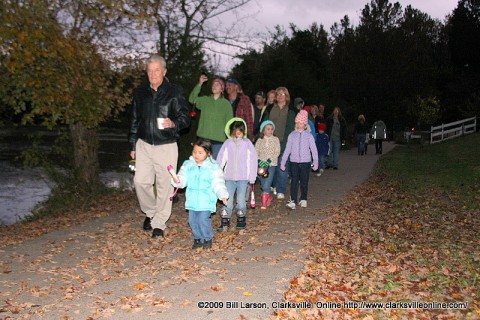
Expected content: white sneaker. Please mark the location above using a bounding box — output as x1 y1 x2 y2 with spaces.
286 200 296 210
277 193 285 199
299 200 307 208
316 169 324 177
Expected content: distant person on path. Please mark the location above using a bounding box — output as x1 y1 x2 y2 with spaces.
266 90 276 109
252 91 268 138
315 123 329 177
255 120 281 209
263 87 296 200
371 119 387 154
293 97 304 114
129 54 190 239
173 139 228 250
365 129 370 155
325 107 347 170
303 105 317 141
225 79 254 140
309 105 319 133
188 74 233 159
353 114 369 156
314 103 327 131
281 110 318 210
216 118 257 231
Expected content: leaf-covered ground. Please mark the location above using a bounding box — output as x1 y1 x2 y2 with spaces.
275 176 480 319
0 189 303 319
2 137 479 319
3 179 478 319
0 191 138 249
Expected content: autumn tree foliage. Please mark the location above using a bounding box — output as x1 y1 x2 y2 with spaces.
0 0 134 191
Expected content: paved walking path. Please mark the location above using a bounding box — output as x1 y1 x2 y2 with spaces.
1 143 395 320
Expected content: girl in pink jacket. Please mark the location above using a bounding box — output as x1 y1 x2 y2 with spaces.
280 110 318 210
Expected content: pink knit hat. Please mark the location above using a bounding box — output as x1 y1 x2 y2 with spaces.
295 110 308 125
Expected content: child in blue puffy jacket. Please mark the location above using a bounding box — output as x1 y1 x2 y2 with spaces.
174 139 228 250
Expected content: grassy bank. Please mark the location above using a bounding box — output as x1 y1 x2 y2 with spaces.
376 132 479 208
277 133 479 319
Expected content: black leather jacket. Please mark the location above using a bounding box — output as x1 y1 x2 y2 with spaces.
129 79 190 151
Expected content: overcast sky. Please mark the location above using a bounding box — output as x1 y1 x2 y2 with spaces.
243 0 457 32
211 0 459 73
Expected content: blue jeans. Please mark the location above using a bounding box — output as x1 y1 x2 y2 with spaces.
356 134 366 154
328 139 341 168
259 166 276 194
224 180 248 218
318 154 327 170
212 142 222 160
188 210 213 241
289 162 311 203
274 153 289 194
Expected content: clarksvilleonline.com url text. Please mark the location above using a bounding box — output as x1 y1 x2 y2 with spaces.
197 300 469 310
318 301 469 310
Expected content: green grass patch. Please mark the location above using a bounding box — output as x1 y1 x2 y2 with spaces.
375 132 480 208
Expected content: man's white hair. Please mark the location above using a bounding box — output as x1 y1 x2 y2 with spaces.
146 54 167 70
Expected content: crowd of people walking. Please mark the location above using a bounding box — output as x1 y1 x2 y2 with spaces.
129 54 387 249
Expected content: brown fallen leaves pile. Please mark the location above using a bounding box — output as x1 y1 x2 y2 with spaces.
1 173 479 319
275 176 480 319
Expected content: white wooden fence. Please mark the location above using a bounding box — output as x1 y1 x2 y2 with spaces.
430 116 477 144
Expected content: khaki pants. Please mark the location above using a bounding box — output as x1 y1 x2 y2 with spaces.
134 139 178 230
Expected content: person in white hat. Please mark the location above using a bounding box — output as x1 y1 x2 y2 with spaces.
255 120 280 209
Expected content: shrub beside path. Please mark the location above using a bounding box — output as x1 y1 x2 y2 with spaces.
0 143 395 319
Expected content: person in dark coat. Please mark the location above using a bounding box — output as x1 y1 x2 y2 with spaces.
325 107 347 170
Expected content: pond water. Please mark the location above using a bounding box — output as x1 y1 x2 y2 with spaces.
0 128 133 225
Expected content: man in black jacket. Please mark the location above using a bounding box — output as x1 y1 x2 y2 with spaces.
129 54 190 239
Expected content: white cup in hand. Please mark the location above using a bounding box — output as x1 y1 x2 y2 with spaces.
157 118 165 129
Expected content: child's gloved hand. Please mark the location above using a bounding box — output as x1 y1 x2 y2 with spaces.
312 165 318 171
258 159 271 168
280 165 286 171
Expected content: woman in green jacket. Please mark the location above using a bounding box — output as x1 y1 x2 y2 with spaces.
189 74 233 159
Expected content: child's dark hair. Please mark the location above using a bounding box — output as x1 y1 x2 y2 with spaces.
229 121 245 137
194 138 212 156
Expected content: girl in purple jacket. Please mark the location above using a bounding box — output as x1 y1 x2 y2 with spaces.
216 118 258 230
280 110 318 210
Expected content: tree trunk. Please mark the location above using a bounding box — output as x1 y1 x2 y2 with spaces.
69 122 101 192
